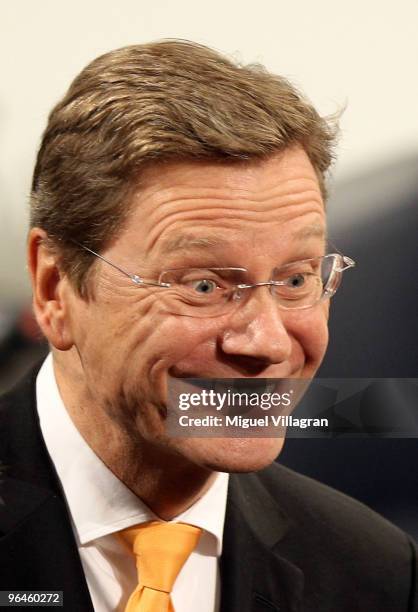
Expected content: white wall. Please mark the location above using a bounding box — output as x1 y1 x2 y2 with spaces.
1 0 417 303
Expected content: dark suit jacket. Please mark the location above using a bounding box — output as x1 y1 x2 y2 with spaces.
1 368 417 611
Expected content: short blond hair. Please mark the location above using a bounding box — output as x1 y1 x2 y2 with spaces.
30 39 337 295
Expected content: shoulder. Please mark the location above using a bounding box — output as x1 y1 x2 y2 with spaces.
0 363 41 457
255 460 414 553
0 361 42 415
235 461 417 608
0 360 59 493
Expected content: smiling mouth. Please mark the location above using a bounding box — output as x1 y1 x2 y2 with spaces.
166 373 298 396
168 365 303 380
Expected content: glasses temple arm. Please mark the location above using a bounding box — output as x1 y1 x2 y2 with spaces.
72 241 143 283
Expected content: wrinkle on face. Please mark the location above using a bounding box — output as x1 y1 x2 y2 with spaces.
144 198 324 255
119 149 325 259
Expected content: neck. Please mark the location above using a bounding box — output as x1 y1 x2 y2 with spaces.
52 353 216 520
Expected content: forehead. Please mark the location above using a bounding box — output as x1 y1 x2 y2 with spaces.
121 146 326 258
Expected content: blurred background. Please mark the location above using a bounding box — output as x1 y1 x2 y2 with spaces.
1 1 417 536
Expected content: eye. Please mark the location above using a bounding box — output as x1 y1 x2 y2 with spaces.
286 273 306 288
189 279 218 294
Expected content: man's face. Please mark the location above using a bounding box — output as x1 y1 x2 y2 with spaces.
62 146 329 472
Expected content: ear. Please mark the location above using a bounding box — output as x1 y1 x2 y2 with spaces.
27 228 74 351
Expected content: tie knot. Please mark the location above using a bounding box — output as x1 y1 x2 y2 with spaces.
117 521 202 594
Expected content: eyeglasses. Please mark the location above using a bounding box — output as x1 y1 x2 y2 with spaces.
75 242 355 318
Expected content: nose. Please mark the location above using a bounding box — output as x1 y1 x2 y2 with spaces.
219 287 293 367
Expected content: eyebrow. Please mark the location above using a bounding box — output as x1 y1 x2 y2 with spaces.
159 224 326 255
159 234 230 254
291 224 327 240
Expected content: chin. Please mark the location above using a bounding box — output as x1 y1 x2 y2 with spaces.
176 436 286 473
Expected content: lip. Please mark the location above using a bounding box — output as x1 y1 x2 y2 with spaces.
168 366 303 380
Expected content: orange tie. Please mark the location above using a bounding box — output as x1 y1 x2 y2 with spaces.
117 521 203 612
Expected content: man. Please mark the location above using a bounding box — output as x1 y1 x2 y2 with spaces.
0 40 416 611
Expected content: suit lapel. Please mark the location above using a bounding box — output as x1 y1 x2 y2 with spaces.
220 472 304 612
0 365 95 611
1 484 94 610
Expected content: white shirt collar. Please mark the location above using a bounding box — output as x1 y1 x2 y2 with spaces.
36 354 229 555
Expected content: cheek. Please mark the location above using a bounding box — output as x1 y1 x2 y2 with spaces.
289 304 329 370
138 317 222 408
156 316 219 362
70 293 165 382
150 316 224 381
119 311 222 384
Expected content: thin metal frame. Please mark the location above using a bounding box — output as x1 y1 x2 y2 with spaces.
73 241 355 309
